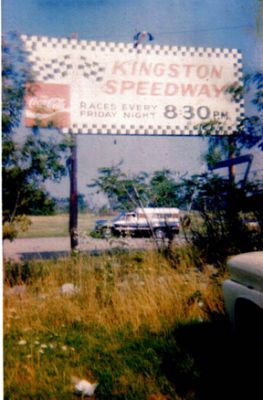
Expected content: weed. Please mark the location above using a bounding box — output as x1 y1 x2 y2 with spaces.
4 259 50 286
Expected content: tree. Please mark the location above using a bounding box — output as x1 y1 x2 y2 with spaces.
77 194 89 213
182 172 263 268
199 71 263 171
89 165 183 211
2 32 69 240
88 164 149 211
177 71 263 267
229 72 263 149
148 170 180 207
2 32 30 134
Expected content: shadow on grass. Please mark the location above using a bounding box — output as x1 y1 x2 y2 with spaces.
18 248 144 260
20 251 70 260
163 315 263 400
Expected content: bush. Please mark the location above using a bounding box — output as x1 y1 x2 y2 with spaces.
4 259 50 286
188 177 263 268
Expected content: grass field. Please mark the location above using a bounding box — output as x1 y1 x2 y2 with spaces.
4 243 261 399
6 212 261 399
17 213 100 238
4 247 223 399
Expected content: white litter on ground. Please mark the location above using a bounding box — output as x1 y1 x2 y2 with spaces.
59 283 79 295
74 379 98 396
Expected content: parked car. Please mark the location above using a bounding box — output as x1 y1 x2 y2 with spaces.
94 207 180 239
223 251 263 339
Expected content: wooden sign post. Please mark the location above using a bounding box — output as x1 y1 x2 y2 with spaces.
69 133 78 252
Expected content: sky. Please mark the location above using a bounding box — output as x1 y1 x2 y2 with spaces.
2 0 263 207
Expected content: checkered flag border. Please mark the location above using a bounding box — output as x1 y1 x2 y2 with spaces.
27 52 105 82
60 120 240 136
21 34 243 83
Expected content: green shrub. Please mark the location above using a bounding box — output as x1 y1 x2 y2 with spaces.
4 260 50 286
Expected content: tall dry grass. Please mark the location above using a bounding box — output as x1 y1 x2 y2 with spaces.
4 248 225 334
4 247 226 399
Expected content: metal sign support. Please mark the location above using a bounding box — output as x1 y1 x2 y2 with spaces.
208 154 253 188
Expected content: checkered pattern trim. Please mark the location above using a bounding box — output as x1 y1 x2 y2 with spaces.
27 54 72 81
61 123 235 136
235 98 245 122
21 35 243 86
21 35 242 77
21 35 242 58
26 52 105 82
78 57 105 81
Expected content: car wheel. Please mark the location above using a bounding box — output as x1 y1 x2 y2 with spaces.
155 228 166 240
102 227 111 238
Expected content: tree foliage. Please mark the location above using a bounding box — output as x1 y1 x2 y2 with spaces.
234 72 263 151
2 32 31 134
89 165 182 211
183 71 263 267
2 33 69 240
54 194 89 214
3 133 68 220
89 164 149 211
183 173 263 267
148 170 180 207
198 71 263 170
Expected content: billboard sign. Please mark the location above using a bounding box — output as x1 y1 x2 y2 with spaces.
22 35 244 135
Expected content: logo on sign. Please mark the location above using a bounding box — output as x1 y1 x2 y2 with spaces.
25 83 70 129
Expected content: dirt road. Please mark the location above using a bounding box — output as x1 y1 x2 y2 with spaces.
3 236 164 261
3 235 186 261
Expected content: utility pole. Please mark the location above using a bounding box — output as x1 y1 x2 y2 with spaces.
228 135 235 185
69 133 78 252
69 32 79 253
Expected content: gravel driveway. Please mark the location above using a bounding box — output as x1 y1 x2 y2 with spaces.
3 235 187 261
3 236 161 261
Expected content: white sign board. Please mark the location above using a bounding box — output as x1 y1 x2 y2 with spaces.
22 35 244 135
